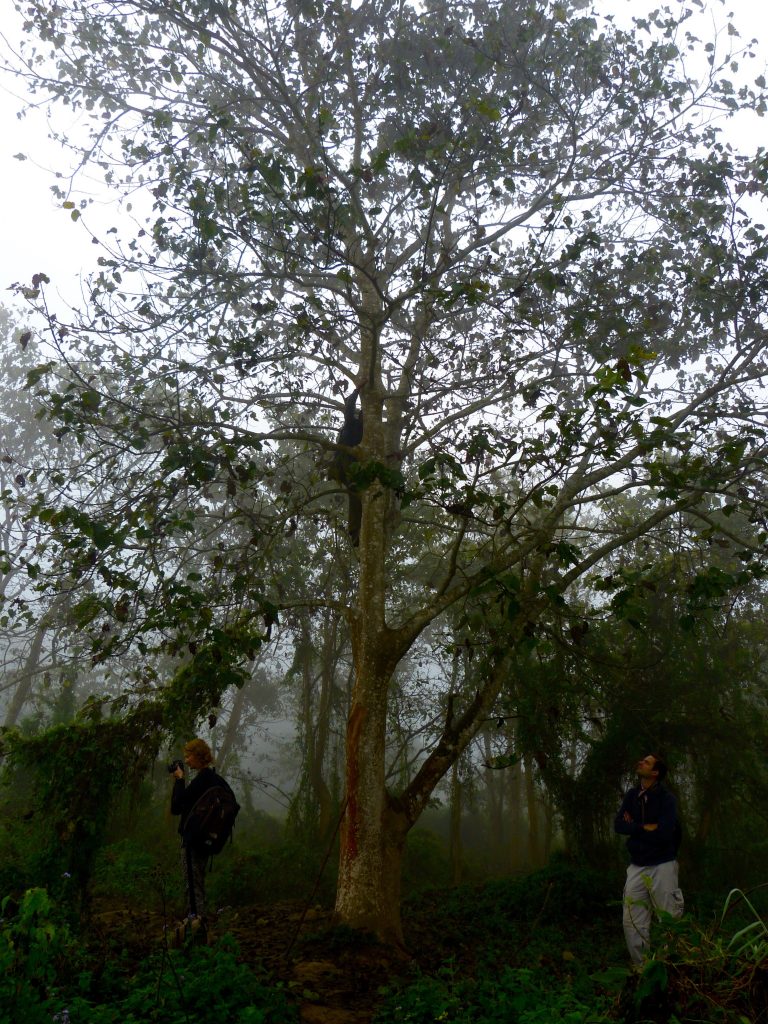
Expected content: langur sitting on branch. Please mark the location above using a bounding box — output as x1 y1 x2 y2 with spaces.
328 388 363 546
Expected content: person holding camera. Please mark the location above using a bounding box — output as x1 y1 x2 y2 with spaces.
170 738 219 928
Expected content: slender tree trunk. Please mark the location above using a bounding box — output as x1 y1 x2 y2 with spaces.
313 611 339 837
215 663 255 769
298 615 331 836
449 761 463 886
4 596 66 727
542 788 554 862
482 731 505 874
507 724 525 872
695 806 713 842
524 754 541 868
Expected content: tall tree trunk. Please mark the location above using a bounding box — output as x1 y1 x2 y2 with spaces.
334 652 408 942
333 327 551 939
335 516 547 942
335 636 523 942
335 461 409 943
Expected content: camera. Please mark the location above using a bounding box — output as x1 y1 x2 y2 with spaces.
167 758 184 774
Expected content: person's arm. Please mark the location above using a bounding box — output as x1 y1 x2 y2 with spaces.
171 770 186 816
614 792 642 836
633 791 676 841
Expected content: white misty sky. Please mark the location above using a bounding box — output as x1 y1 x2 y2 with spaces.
0 0 766 317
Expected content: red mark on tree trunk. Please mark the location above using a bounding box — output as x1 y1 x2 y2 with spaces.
343 704 366 861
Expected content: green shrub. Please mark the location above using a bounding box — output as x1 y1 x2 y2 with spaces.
91 838 160 901
0 887 72 1024
402 829 452 894
51 938 297 1024
405 855 620 965
0 888 296 1024
374 963 613 1024
482 855 618 922
74 936 297 1024
209 833 335 907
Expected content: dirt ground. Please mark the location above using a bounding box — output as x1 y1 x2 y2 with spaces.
89 898 416 1024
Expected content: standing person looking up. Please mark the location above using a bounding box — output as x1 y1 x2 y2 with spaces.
171 738 219 932
614 753 684 965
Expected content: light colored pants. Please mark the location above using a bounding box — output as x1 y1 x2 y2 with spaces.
622 860 684 964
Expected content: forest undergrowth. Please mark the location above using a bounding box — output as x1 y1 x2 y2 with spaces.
2 851 767 1024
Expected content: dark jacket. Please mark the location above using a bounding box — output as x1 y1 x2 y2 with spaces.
614 782 679 866
171 767 226 840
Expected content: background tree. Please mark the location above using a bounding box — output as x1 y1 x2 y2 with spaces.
0 308 96 728
10 0 768 942
494 502 768 878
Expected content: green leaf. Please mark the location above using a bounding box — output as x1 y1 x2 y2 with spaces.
474 98 501 120
90 523 114 550
73 595 102 627
80 390 101 412
25 362 56 388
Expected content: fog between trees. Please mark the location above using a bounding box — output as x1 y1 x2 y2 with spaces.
1 0 768 948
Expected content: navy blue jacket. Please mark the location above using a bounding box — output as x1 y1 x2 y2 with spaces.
614 783 679 866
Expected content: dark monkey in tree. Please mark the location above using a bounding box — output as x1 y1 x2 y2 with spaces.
329 388 363 546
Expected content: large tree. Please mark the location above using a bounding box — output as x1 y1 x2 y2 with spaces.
11 0 768 942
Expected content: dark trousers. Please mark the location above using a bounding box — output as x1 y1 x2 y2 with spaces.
180 843 208 919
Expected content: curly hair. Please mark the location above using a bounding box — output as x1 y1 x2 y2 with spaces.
183 738 213 767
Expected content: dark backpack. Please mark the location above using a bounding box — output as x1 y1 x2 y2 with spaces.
183 781 240 855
